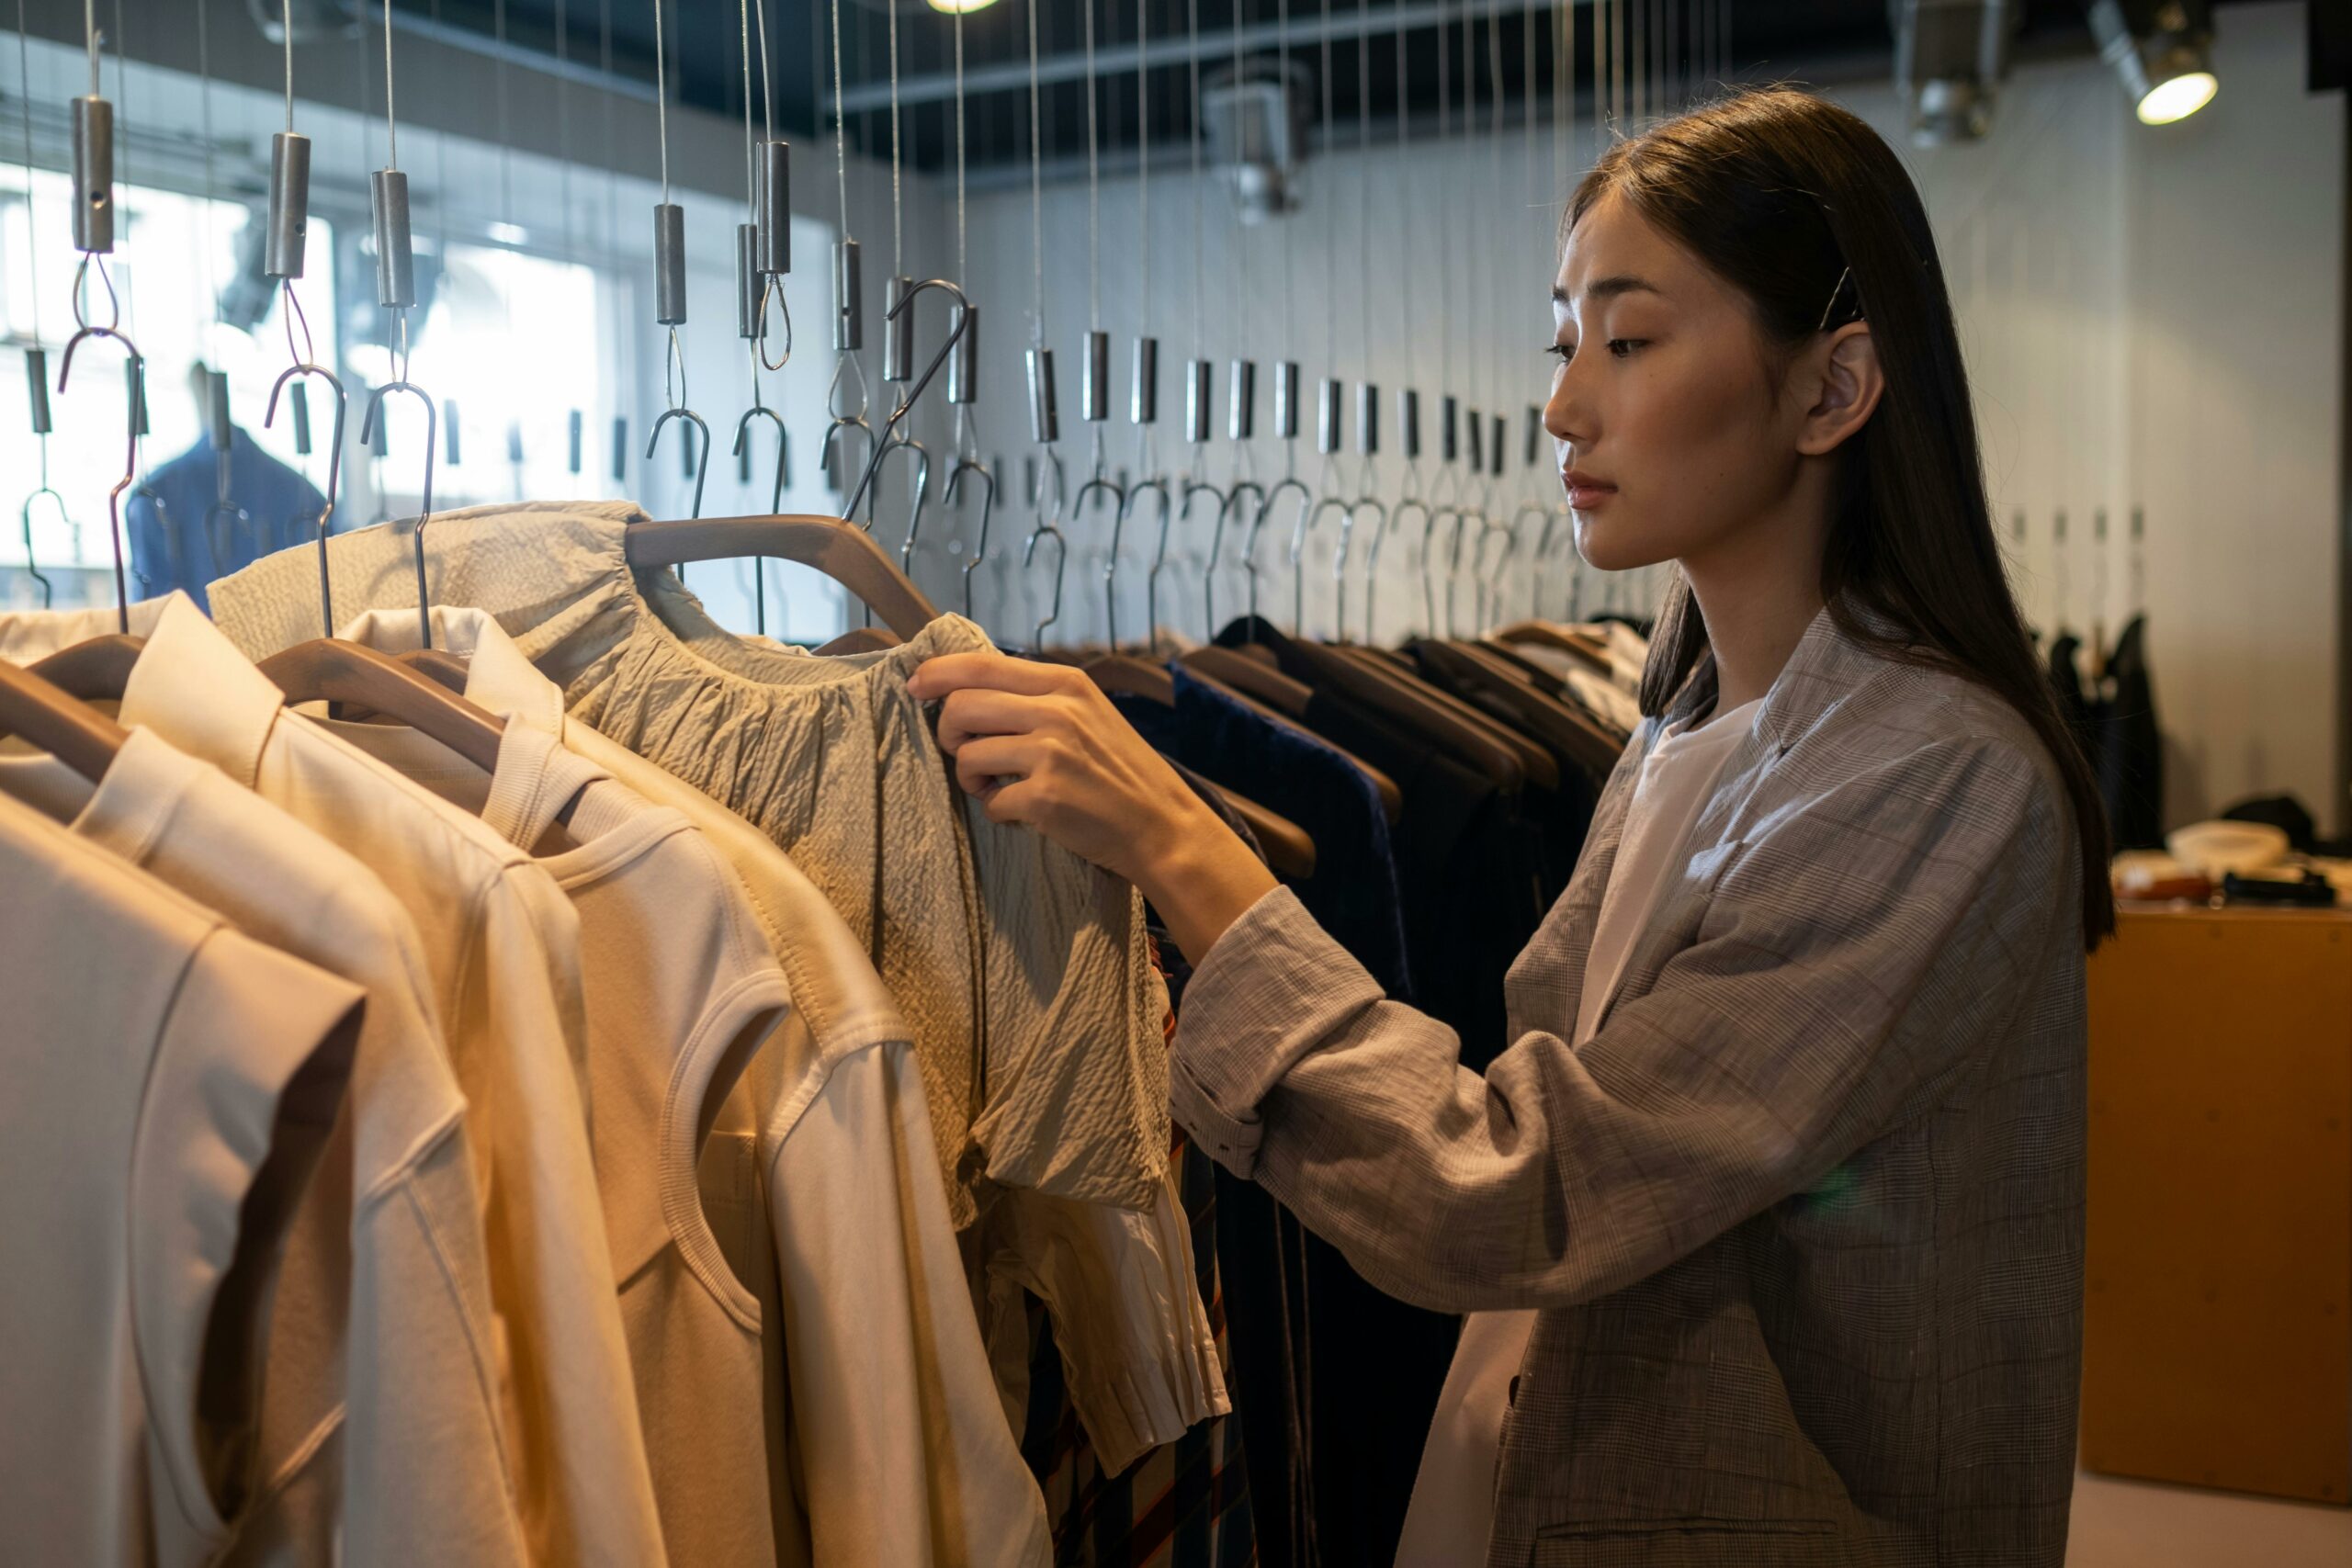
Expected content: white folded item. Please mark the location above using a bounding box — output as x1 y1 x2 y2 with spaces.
2163 820 2290 879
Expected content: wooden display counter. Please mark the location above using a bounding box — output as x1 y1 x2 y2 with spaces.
2082 905 2352 1504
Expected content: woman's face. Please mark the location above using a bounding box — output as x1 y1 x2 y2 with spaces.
1542 188 1813 575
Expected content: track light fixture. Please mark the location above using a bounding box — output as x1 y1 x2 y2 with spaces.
2088 0 2219 125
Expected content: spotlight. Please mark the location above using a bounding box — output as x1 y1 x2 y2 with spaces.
926 0 999 12
2088 0 2219 125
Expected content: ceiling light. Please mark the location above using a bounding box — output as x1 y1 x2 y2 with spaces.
926 0 1000 13
1889 0 2018 147
2088 0 2220 126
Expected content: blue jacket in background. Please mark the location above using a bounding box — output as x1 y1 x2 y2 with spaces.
126 428 329 611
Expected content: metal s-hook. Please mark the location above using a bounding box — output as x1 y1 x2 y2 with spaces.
647 407 712 521
1204 478 1261 644
361 382 438 649
17 489 62 609
56 323 143 631
1372 493 1428 645
1249 476 1312 636
873 435 933 577
1420 502 1462 641
1023 520 1067 650
734 403 790 513
946 453 996 620
842 278 971 523
1294 493 1353 639
1111 475 1169 650
261 359 347 639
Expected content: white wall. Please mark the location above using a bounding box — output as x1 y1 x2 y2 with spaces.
953 2 2346 832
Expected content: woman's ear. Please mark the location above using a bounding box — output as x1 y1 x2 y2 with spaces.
1794 322 1883 457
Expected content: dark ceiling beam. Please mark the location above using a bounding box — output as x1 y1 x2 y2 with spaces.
834 0 1567 116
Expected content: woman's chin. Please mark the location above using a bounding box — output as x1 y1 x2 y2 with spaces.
1573 519 1671 578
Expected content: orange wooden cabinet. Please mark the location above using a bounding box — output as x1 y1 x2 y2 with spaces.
2082 907 2352 1504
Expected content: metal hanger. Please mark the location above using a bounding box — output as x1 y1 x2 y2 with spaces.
946 438 995 621
731 395 789 631
56 316 142 634
17 484 64 611
361 384 437 650
265 358 348 641
1023 513 1068 651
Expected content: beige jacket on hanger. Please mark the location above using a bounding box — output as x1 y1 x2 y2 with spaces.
341 603 1060 1568
0 723 530 1567
0 594 669 1568
0 784 366 1568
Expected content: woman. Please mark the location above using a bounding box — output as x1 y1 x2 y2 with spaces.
912 87 2109 1566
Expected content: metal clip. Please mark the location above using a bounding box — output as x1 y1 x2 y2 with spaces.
1401 389 1421 461
1026 344 1058 445
24 347 50 434
1081 329 1111 422
1131 337 1159 425
1317 377 1342 456
1489 414 1506 479
736 224 762 338
1185 359 1213 445
755 141 791 275
885 276 916 382
1273 361 1301 441
950 305 978 405
370 168 414 309
266 131 311 278
1441 394 1459 464
1356 383 1379 456
70 96 112 254
833 239 863 351
1228 360 1258 442
654 203 687 325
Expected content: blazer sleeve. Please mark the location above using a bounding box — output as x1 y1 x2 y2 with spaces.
1167 731 2073 1314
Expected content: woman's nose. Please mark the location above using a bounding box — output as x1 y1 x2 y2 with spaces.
1543 367 1586 450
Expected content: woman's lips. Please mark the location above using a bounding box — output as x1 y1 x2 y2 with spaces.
1566 481 1616 509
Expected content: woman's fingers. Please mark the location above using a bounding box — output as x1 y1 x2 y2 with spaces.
948 734 1039 798
908 649 1074 701
934 687 1061 753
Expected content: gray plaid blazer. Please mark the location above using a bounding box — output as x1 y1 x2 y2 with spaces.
1170 605 2087 1567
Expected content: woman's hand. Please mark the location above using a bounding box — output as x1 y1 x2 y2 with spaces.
909 651 1278 961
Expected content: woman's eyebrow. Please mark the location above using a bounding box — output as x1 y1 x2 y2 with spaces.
1551 276 1665 304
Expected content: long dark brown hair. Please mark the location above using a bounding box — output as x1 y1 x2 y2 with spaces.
1566 85 2114 950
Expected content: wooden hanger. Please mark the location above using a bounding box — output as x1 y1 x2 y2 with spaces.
624 514 939 640
256 639 508 775
1295 637 1528 790
812 626 902 656
402 648 473 694
0 658 125 782
1181 645 1313 716
1078 654 1317 878
28 634 144 703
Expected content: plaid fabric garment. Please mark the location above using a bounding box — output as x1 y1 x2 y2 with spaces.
1021 1130 1257 1568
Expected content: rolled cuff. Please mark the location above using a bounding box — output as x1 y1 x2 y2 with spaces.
1168 885 1387 1179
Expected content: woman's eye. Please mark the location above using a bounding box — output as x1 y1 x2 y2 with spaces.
1544 343 1572 363
1608 339 1645 358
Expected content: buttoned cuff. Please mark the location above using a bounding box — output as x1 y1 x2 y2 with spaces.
1169 885 1387 1179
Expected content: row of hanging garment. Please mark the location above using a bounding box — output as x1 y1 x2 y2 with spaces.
0 494 1257 1568
1015 574 1648 1567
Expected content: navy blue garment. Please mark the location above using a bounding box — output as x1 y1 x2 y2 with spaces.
1113 665 1413 1000
126 429 328 611
1117 660 1442 1568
